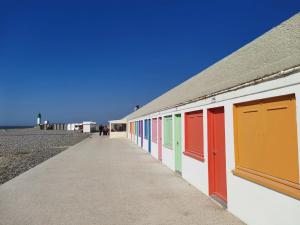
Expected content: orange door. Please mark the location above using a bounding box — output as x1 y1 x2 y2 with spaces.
233 95 299 199
208 107 227 205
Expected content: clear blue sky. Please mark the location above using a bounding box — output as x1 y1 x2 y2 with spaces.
0 0 299 126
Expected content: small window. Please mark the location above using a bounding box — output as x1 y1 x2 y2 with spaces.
184 110 204 161
111 123 126 132
233 94 300 200
164 115 173 149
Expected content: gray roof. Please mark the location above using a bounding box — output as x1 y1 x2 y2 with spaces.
126 13 300 120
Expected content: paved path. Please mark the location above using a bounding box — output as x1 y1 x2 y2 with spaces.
0 135 243 225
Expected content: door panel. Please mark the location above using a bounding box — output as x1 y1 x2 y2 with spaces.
141 120 143 148
148 120 151 153
234 95 299 185
175 114 182 172
208 107 227 204
136 121 138 144
185 111 204 159
130 122 132 140
163 116 173 149
158 117 162 161
152 118 157 143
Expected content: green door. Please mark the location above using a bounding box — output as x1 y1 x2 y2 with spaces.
175 114 182 173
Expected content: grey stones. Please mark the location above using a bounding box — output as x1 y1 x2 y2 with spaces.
0 128 89 185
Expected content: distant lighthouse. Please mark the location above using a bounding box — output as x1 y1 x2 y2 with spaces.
37 113 42 125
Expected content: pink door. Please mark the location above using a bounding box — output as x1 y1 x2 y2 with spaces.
158 117 162 161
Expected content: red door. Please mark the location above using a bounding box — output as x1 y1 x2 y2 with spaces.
208 107 227 205
158 117 162 161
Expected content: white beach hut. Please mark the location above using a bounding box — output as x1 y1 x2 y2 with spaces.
82 121 96 133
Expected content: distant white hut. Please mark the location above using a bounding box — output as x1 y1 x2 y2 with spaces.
82 121 96 133
109 119 127 138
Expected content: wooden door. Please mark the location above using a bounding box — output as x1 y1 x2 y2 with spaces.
148 120 151 153
136 121 138 145
175 114 182 173
208 107 227 205
158 117 162 161
141 120 143 148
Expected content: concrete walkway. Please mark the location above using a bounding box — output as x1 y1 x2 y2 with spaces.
0 135 243 225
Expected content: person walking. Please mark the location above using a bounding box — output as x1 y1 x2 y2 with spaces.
99 124 103 136
103 125 109 136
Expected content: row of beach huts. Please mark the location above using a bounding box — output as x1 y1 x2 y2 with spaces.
111 14 300 225
39 121 97 133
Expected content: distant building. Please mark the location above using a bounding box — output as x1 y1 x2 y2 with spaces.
109 119 127 138
82 121 96 133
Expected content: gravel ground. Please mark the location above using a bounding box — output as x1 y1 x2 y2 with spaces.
0 128 89 184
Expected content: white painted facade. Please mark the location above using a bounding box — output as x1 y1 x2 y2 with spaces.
138 135 142 146
143 139 148 152
110 131 127 138
162 146 175 171
151 142 158 160
127 72 300 225
109 120 127 138
83 121 96 133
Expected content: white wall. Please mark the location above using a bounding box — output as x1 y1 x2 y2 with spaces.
182 154 209 194
229 174 300 225
162 146 175 171
143 139 148 152
83 124 91 133
110 131 127 138
133 134 137 144
138 136 142 148
151 142 158 160
127 72 300 225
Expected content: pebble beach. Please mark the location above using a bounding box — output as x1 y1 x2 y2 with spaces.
0 128 89 184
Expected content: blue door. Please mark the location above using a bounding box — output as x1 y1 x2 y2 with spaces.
141 120 143 148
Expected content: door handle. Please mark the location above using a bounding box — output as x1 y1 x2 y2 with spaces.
213 152 217 156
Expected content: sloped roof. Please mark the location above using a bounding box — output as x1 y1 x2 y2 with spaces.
126 13 300 120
